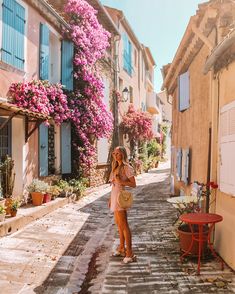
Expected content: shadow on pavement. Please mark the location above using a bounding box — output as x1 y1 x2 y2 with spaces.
34 190 112 294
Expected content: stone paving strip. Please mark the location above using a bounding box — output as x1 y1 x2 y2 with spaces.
0 162 235 294
0 185 112 294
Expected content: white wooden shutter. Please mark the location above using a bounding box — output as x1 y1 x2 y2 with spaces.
219 100 235 196
178 71 190 111
97 77 109 163
176 148 182 181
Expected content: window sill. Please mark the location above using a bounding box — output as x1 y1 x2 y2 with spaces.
0 61 25 76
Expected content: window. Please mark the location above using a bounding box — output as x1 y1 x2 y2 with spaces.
178 71 190 111
176 148 182 181
123 33 132 75
1 0 25 70
176 147 190 184
0 118 11 158
219 100 235 196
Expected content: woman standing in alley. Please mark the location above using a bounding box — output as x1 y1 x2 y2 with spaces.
108 146 137 264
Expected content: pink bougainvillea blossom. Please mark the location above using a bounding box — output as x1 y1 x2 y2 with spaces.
65 0 113 171
120 104 153 142
9 80 70 124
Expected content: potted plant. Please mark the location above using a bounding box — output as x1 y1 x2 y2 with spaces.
0 155 15 214
68 178 88 200
56 179 73 197
10 199 20 217
43 187 52 203
0 205 6 222
26 179 49 206
47 185 62 200
176 182 218 255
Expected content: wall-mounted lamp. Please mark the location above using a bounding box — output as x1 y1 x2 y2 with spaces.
121 87 130 102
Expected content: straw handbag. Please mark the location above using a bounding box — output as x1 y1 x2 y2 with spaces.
118 190 133 209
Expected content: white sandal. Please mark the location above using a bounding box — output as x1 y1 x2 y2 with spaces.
123 255 137 264
111 250 126 257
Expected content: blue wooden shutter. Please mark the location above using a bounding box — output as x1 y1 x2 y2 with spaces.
123 33 128 71
128 40 132 75
39 23 49 80
39 124 48 176
176 148 182 181
61 122 71 174
2 0 25 69
14 2 25 69
2 0 14 65
178 71 190 111
61 40 74 90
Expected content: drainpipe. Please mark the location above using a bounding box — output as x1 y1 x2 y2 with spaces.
113 35 121 147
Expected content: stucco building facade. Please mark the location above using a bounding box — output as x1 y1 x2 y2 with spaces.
163 0 235 270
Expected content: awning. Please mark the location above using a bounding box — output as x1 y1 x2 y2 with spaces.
0 101 51 142
0 101 50 120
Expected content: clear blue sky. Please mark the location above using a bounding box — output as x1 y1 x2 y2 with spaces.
100 0 207 92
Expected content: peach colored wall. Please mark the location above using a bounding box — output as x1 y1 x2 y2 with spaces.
0 2 62 194
213 61 235 270
172 43 211 195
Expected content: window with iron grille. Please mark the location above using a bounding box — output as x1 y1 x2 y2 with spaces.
0 118 11 158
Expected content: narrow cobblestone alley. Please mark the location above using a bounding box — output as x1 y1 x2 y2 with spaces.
0 163 234 294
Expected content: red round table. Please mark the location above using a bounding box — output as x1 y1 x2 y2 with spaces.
179 213 224 274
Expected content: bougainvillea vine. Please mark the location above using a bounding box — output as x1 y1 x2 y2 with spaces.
65 0 113 171
120 104 153 142
9 80 69 125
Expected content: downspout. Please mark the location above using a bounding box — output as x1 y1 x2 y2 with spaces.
113 34 120 147
206 25 219 213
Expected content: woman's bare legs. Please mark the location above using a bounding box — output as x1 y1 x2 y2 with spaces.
115 210 133 257
114 211 125 253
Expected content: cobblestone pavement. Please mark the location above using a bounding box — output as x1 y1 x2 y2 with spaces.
0 162 234 294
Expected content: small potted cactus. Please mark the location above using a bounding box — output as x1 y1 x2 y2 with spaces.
0 155 15 214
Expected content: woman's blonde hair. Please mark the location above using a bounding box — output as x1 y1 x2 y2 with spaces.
111 146 128 173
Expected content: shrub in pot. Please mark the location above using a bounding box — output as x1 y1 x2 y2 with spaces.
27 179 49 206
47 185 62 200
177 223 208 255
176 181 219 256
10 199 20 217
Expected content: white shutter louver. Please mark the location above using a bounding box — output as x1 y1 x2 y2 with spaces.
219 101 235 196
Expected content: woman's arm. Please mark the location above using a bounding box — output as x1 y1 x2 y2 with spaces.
116 175 136 188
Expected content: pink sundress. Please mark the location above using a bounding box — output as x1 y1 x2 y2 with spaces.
109 164 135 212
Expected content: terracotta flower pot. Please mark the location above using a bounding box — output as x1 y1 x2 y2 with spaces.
43 193 52 203
178 224 208 256
31 192 44 206
5 198 13 215
10 210 17 217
